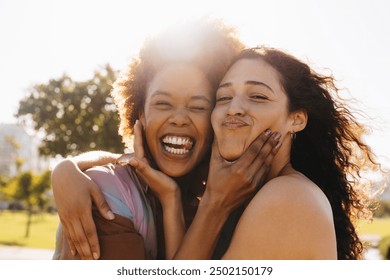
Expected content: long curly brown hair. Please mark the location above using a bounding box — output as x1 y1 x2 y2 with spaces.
111 19 244 149
234 47 381 259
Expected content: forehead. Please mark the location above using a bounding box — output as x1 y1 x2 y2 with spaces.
147 63 211 97
222 58 282 88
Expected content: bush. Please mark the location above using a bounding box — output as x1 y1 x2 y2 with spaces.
378 235 390 259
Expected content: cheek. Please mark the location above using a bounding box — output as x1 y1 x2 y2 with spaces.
197 116 213 145
211 109 221 135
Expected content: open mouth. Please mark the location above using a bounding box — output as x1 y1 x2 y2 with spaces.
161 135 194 155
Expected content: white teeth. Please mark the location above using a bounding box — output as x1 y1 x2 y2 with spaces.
164 145 190 155
162 136 193 146
162 135 194 155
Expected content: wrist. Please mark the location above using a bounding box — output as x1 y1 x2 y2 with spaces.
198 193 230 221
200 188 232 213
159 189 181 209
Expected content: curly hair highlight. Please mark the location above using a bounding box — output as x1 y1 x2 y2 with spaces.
111 19 244 149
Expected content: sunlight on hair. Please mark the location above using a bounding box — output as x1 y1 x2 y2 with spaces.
155 22 205 63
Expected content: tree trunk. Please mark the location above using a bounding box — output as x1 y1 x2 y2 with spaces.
25 204 32 238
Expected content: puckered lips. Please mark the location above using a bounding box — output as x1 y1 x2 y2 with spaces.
222 116 249 129
161 134 195 156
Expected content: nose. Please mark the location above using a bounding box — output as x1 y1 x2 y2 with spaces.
169 107 190 126
227 96 245 116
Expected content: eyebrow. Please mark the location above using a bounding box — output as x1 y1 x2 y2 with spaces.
151 91 211 103
151 91 171 98
218 81 275 94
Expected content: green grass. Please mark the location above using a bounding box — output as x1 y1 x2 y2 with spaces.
0 210 59 249
1 210 390 250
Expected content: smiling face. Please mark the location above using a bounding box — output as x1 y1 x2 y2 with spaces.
141 63 214 177
212 58 294 161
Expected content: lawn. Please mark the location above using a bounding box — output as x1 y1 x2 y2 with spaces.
0 210 59 249
1 210 390 250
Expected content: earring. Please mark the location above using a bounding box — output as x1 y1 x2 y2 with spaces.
291 132 296 140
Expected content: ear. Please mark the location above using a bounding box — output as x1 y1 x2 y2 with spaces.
289 109 307 133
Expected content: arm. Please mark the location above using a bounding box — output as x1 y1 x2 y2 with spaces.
121 121 185 259
69 150 122 171
52 151 119 259
125 158 185 259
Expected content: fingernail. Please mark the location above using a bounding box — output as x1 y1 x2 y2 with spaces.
93 252 99 260
273 133 281 141
116 158 127 165
275 141 282 149
117 156 131 166
71 249 75 256
264 129 271 136
107 210 115 220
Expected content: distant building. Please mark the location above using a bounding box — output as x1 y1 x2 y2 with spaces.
382 182 390 201
0 123 49 177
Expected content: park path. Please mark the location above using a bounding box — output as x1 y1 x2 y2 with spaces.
0 246 54 260
0 232 384 260
0 245 382 260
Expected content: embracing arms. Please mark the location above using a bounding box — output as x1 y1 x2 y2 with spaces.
127 123 282 259
52 151 120 259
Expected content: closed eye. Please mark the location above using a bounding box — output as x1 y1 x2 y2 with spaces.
189 106 208 111
216 96 232 103
155 101 172 109
250 94 268 101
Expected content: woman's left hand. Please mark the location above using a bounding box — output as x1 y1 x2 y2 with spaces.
116 120 180 205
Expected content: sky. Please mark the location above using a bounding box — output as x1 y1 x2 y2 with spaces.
0 0 389 169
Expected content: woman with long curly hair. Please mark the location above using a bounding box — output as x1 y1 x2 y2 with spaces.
154 47 380 259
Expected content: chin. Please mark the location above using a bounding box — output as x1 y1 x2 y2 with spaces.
219 151 242 162
159 161 194 178
159 166 186 178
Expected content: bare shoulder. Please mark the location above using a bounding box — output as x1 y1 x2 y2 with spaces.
223 173 337 260
254 174 333 214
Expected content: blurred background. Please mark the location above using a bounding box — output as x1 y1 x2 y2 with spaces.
0 0 389 260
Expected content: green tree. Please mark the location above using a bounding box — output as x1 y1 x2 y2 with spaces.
15 172 33 237
16 65 124 157
0 175 8 213
12 170 52 238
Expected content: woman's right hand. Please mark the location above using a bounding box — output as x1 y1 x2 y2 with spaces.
201 129 282 212
171 130 281 260
51 159 114 260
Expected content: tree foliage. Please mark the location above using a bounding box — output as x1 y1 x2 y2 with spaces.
16 65 124 157
10 170 52 237
5 170 51 209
